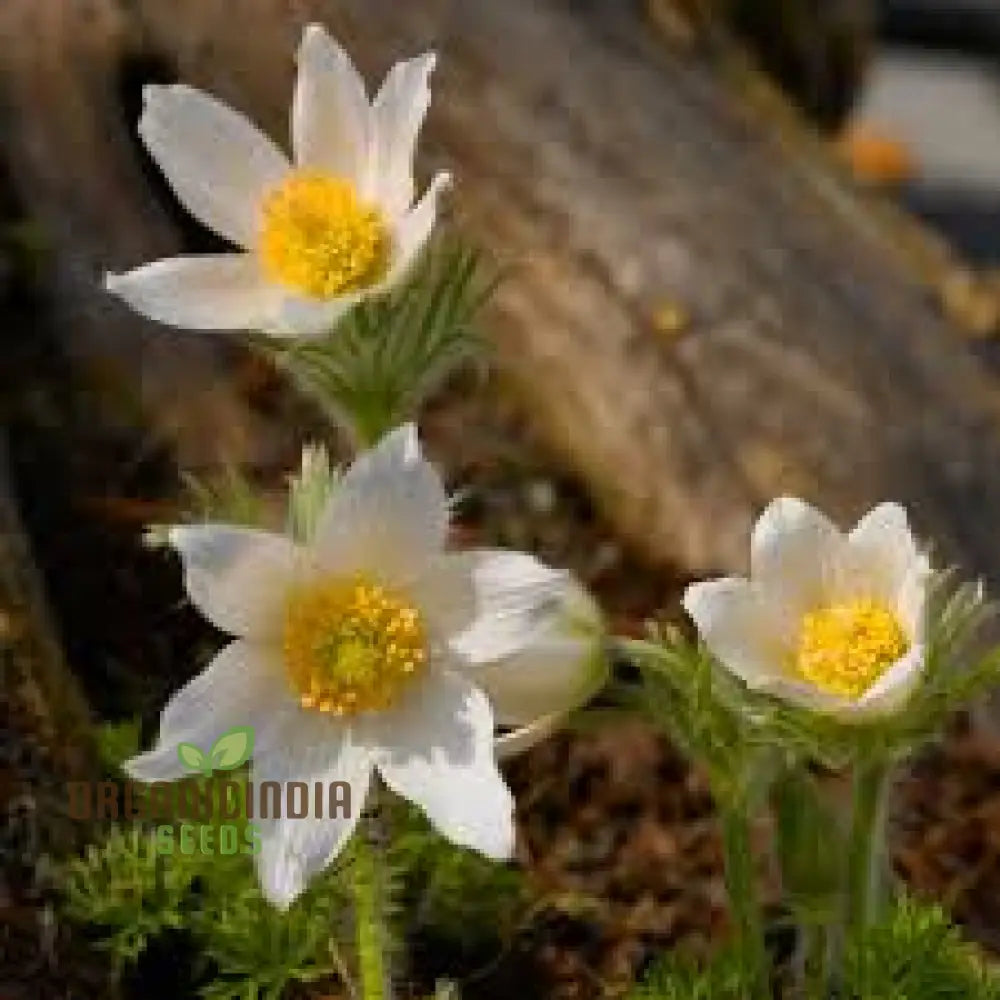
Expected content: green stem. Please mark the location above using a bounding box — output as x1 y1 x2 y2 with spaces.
265 348 389 452
771 767 836 998
846 756 891 944
353 807 393 1000
719 804 768 997
800 922 833 1000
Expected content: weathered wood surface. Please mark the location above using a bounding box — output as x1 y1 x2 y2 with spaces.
2 0 1000 584
0 432 98 997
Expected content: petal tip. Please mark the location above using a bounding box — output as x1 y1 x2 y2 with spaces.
298 22 325 57
495 834 516 862
297 22 352 73
266 889 297 912
140 83 163 108
760 495 813 521
302 22 329 42
140 82 189 115
680 579 716 621
165 525 187 553
259 879 299 911
119 756 142 781
120 752 166 784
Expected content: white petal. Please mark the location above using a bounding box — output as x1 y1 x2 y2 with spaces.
369 52 437 217
841 503 924 603
406 553 479 646
292 24 371 186
312 424 449 582
124 640 291 782
896 559 930 642
104 255 283 332
169 525 302 639
421 554 603 723
682 578 791 687
446 550 574 664
380 171 450 286
252 710 373 908
371 671 514 860
140 85 289 248
852 645 926 718
750 497 843 613
471 636 601 725
749 674 852 715
266 291 359 338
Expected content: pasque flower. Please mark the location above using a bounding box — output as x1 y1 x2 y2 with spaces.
126 425 604 906
683 498 930 721
105 24 449 337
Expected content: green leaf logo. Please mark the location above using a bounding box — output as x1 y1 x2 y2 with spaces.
177 742 209 774
176 725 254 776
209 726 254 771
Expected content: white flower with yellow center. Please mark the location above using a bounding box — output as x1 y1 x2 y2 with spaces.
104 24 449 337
683 498 930 720
125 425 604 907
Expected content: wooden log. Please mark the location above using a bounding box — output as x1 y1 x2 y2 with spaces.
2 0 1000 586
0 432 100 997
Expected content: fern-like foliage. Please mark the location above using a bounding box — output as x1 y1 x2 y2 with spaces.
261 237 496 445
630 899 1000 1000
62 827 199 975
627 947 748 1000
61 787 351 997
194 870 348 1000
62 722 533 999
844 897 1000 1000
390 799 530 955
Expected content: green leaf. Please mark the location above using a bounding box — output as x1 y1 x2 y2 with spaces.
177 742 208 772
210 726 254 771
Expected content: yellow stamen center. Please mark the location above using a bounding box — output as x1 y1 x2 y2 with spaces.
259 171 389 299
282 576 426 716
794 599 908 699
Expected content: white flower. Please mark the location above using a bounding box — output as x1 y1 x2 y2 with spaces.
105 24 449 337
683 498 930 721
125 424 603 907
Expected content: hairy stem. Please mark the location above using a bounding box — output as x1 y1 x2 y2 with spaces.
772 767 837 998
353 805 393 1000
719 804 768 996
846 756 891 945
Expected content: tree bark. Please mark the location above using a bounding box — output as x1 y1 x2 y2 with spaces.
0 432 99 997
1 0 999 584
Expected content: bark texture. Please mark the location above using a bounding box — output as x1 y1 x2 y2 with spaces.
0 433 98 997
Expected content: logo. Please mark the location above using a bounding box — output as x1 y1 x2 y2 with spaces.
177 725 254 777
67 725 353 857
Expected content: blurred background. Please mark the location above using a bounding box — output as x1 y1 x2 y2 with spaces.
857 0 1000 262
6 0 1000 997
